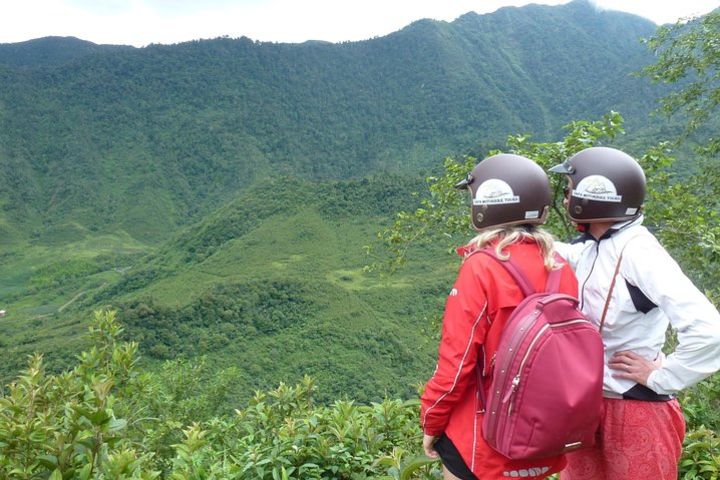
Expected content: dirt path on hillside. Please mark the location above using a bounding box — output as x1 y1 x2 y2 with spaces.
58 283 107 313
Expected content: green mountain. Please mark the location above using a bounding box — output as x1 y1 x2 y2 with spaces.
1 175 455 403
0 36 131 68
0 0 661 245
0 0 679 402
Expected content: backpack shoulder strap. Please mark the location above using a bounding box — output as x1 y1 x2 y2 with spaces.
477 248 535 297
544 253 565 293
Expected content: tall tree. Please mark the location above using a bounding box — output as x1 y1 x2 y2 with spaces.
643 11 720 154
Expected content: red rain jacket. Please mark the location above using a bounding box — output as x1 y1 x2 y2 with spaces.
421 240 578 479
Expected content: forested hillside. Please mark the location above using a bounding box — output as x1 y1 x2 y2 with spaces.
2 0 720 477
0 36 131 68
0 0 681 410
0 174 454 405
0 0 661 245
2 115 719 479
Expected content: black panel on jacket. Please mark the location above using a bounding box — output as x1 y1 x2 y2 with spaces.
623 383 672 402
625 280 657 313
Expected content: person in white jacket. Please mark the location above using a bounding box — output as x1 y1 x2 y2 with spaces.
549 147 720 480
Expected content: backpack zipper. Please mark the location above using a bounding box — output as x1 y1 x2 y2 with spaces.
505 318 589 416
505 324 548 415
485 307 541 442
484 352 497 377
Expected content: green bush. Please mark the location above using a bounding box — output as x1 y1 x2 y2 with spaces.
0 310 158 479
0 311 441 479
1 309 718 479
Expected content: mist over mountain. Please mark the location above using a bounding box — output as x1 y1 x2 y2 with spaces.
0 0 660 245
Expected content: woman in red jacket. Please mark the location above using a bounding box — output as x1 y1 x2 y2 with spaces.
421 153 578 479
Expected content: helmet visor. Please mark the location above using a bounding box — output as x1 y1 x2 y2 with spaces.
454 173 473 190
549 161 574 174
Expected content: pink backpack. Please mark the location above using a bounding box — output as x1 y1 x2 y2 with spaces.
478 249 604 460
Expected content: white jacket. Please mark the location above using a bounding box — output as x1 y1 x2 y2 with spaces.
556 216 720 395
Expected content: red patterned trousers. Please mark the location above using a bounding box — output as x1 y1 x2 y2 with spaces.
561 397 685 480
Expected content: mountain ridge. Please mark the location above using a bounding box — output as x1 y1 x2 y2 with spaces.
0 35 133 68
0 2 664 248
0 1 689 404
0 1 666 257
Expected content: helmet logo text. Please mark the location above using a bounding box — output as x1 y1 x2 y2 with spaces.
473 179 520 205
572 175 622 203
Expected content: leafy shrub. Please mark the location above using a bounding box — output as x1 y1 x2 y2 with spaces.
679 426 720 480
1 309 718 479
679 374 720 479
0 311 439 479
0 310 158 479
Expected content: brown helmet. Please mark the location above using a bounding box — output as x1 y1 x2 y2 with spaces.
455 153 551 230
549 147 646 223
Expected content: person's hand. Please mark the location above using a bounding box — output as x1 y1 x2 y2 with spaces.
423 434 439 458
608 350 658 385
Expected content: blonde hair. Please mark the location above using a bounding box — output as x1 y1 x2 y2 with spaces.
465 226 561 270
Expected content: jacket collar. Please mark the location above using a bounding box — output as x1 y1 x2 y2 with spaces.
572 215 644 244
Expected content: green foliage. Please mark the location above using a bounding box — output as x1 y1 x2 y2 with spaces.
643 11 720 154
0 2 663 248
28 259 103 290
647 158 720 292
2 309 719 479
372 111 627 268
682 374 720 436
117 280 313 359
678 369 720 478
163 383 427 479
679 426 720 480
0 313 439 479
0 174 444 409
0 311 158 479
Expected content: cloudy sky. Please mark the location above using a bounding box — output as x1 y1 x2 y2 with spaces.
1 0 717 47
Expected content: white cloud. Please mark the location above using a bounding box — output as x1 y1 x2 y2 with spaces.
0 0 717 47
591 0 717 24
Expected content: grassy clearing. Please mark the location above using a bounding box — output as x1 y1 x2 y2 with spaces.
0 228 152 381
0 176 461 406
0 226 454 406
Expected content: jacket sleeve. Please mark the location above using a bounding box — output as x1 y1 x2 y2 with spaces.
420 258 488 435
553 240 587 270
623 236 720 394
